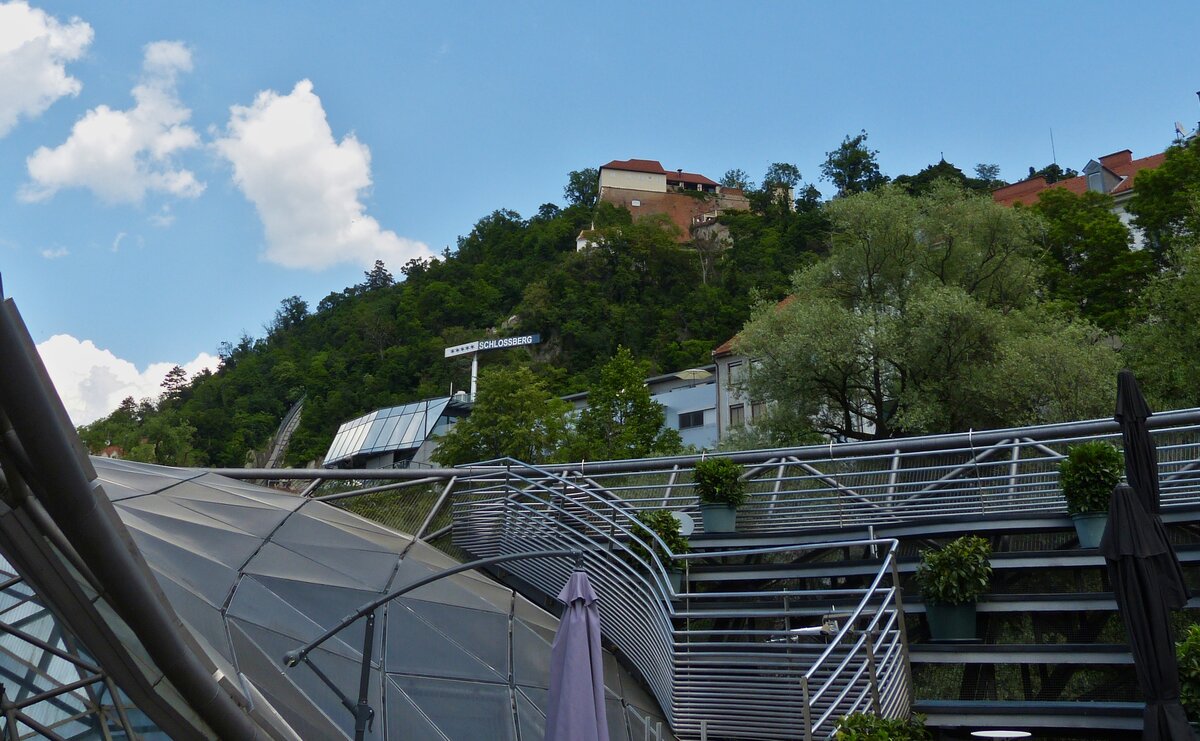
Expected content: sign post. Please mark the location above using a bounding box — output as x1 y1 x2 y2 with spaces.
444 334 541 398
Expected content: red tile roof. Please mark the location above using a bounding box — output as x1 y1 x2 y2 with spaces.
600 158 719 186
713 295 797 357
668 171 720 187
992 150 1166 206
600 158 668 175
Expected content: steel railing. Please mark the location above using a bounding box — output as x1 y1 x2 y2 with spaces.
444 409 1200 534
450 460 910 740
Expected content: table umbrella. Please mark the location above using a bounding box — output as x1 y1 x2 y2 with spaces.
1105 371 1192 739
1100 485 1194 740
1112 369 1188 604
545 569 610 741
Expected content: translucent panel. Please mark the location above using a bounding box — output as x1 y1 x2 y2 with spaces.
511 620 553 689
371 415 403 453
386 675 515 741
385 676 452 741
514 688 546 741
403 601 509 678
382 603 505 683
361 418 390 452
398 412 427 448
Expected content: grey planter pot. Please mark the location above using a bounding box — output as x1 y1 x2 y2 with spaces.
925 602 977 640
1071 512 1108 548
667 567 684 594
699 503 738 533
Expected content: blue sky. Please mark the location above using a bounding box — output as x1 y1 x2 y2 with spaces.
3 1 1199 424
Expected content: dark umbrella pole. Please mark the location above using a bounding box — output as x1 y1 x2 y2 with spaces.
545 569 610 741
1104 370 1194 739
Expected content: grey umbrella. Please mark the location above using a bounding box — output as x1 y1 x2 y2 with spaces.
1101 371 1193 739
545 569 610 741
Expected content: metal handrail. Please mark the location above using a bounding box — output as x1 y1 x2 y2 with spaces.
450 459 910 739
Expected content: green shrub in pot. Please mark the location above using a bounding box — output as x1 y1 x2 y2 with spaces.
916 535 992 640
628 509 689 592
694 456 747 532
1059 440 1123 547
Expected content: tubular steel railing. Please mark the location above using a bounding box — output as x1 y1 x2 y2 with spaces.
451 409 1200 534
450 460 910 740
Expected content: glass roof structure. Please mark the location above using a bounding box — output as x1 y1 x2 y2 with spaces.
94 458 670 740
324 397 468 468
0 287 671 740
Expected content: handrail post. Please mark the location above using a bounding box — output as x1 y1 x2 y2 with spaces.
801 675 812 741
888 554 915 709
864 626 881 715
353 611 377 741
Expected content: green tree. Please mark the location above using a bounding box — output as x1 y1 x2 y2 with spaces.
362 260 394 290
720 168 754 191
563 168 599 209
1026 163 1079 185
762 162 802 189
733 184 1117 442
1031 187 1154 330
1128 137 1200 266
820 130 889 196
974 163 1003 184
1123 243 1200 409
567 347 682 461
433 366 571 465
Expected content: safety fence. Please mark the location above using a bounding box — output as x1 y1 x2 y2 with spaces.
451 461 911 740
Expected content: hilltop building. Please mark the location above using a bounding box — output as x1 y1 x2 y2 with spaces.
992 149 1165 249
323 395 472 469
587 158 751 245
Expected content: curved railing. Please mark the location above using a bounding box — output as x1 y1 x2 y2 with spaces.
459 410 1200 533
452 459 910 740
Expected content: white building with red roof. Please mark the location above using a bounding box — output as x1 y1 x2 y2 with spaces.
992 149 1165 249
589 158 750 244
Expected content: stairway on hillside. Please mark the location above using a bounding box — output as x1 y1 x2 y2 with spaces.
683 509 1200 739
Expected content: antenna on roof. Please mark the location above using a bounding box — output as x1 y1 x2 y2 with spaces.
1050 127 1057 165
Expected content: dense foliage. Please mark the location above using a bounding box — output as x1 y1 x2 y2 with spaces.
916 535 993 606
1059 441 1124 515
734 184 1120 442
1177 623 1200 720
77 134 1200 468
693 456 747 507
834 712 930 741
628 509 690 567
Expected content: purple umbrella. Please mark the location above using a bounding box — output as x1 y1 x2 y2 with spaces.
545 569 610 741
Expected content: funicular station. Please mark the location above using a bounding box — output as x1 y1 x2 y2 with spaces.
2 281 1199 739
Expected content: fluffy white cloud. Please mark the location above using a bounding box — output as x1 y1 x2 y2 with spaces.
40 246 67 259
0 1 92 137
22 40 203 204
215 79 432 270
36 334 219 426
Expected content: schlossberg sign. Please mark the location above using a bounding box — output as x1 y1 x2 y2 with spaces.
444 334 541 358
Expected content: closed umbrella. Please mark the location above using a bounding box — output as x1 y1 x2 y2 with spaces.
1100 485 1193 740
1101 370 1193 740
545 569 610 741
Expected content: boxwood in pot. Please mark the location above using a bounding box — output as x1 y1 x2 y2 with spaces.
694 456 747 533
628 509 689 592
916 535 992 640
1059 440 1122 548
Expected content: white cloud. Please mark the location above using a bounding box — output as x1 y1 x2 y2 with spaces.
40 246 67 259
111 231 126 251
215 79 431 270
0 1 92 138
22 40 203 204
36 334 219 426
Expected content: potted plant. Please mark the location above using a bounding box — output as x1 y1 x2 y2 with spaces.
694 456 747 533
834 712 930 740
1177 623 1200 725
628 509 690 593
1059 440 1123 548
916 535 992 641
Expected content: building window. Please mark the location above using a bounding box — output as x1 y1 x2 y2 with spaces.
728 361 745 385
751 401 766 420
729 404 745 427
678 410 704 430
